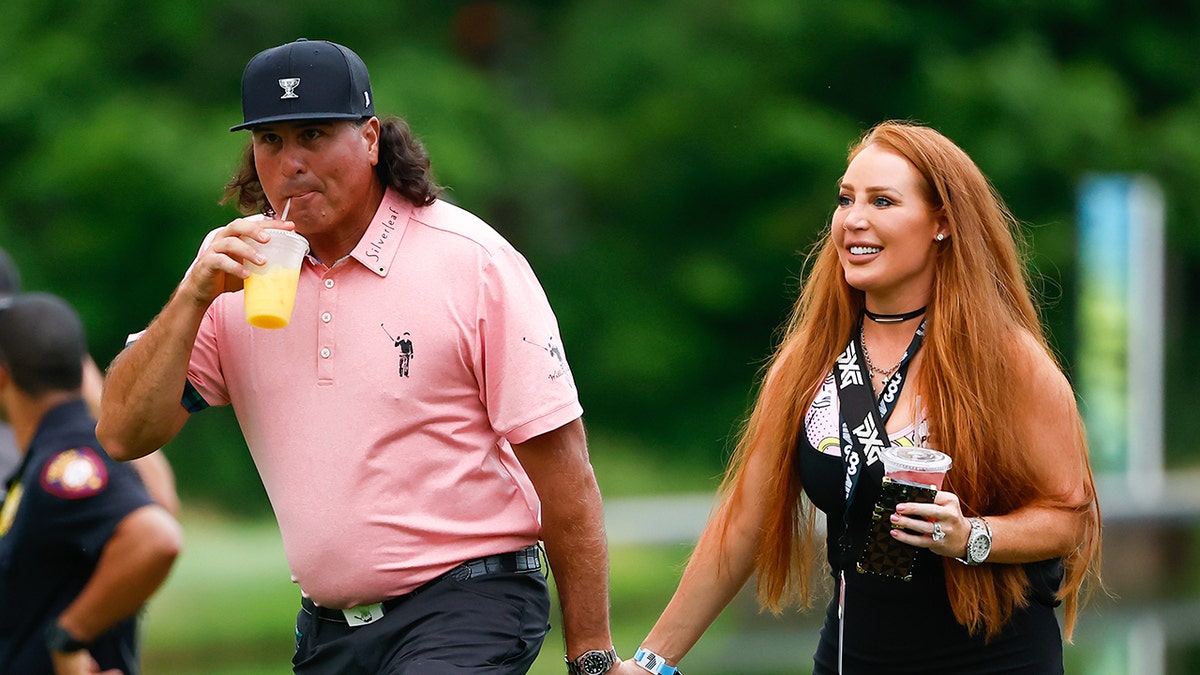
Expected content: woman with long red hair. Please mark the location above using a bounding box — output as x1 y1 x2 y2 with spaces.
614 121 1101 675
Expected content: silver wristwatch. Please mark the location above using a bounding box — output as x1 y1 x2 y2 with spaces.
565 646 618 675
956 516 992 565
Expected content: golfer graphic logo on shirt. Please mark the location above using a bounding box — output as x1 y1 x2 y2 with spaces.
381 324 414 377
523 336 570 382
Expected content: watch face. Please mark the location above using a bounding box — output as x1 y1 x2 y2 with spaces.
968 531 992 563
580 652 613 674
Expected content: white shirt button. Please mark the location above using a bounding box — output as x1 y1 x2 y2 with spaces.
324 279 335 288
320 347 331 358
321 312 332 323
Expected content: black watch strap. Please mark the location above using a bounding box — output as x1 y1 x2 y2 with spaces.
45 622 89 654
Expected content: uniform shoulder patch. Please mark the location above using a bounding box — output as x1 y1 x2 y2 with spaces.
40 447 109 499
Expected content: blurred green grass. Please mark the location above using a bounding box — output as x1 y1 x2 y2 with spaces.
139 512 296 673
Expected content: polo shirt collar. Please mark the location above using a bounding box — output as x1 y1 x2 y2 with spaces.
348 188 413 277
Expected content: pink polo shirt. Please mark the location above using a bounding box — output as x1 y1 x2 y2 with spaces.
183 189 583 608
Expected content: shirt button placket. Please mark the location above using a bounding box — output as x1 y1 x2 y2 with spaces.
317 277 337 383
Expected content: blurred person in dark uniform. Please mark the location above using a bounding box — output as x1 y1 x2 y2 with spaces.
0 247 179 514
0 248 22 481
0 293 182 675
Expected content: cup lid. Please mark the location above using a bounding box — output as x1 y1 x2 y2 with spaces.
263 228 310 252
880 446 952 473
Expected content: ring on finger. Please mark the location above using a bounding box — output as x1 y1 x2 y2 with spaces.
931 521 946 542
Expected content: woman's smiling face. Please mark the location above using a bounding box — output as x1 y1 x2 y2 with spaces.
831 144 947 311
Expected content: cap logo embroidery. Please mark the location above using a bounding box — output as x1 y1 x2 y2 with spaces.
279 77 301 100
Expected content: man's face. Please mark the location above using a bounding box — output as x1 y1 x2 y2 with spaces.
250 118 381 242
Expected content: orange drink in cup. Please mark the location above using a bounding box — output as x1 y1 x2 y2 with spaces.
880 446 952 490
244 228 309 329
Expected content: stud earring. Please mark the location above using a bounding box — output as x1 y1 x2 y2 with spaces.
936 233 946 241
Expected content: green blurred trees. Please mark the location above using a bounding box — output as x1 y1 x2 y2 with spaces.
1 0 1197 514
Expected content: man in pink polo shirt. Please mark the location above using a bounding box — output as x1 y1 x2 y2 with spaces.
98 39 618 675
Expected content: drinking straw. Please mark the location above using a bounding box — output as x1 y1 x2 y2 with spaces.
280 197 291 221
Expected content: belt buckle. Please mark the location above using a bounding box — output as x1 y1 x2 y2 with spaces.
448 563 474 581
342 602 384 627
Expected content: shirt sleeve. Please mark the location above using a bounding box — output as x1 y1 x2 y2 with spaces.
182 380 210 413
184 304 230 408
477 244 583 445
34 448 154 561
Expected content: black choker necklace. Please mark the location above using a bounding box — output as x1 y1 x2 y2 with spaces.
864 306 927 323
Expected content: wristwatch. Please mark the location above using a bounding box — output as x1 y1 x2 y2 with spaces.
565 646 618 675
634 646 682 674
956 516 993 565
45 622 89 654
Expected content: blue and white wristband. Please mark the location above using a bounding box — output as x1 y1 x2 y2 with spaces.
633 647 680 675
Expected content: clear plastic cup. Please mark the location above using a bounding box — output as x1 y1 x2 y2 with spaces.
880 446 952 490
243 228 309 329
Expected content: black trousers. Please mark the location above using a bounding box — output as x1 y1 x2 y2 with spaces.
292 567 550 674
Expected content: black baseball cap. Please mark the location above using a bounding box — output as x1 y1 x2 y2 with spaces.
231 38 375 132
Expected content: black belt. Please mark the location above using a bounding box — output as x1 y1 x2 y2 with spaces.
301 545 541 623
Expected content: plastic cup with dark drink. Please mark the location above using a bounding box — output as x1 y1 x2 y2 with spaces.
880 446 952 490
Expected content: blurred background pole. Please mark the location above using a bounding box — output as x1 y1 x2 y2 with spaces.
1076 174 1167 675
1076 174 1165 503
